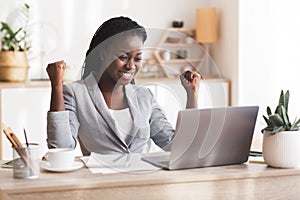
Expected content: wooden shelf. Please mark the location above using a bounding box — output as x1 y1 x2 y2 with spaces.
152 28 204 78
166 28 196 36
163 43 197 47
160 58 203 64
0 80 50 89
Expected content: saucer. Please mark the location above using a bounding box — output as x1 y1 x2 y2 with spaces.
40 161 84 172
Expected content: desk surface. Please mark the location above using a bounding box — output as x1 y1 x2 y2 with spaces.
1 162 300 200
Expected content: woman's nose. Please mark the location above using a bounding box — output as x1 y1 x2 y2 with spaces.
125 59 135 69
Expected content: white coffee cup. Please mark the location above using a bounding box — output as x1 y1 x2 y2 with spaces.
46 148 75 168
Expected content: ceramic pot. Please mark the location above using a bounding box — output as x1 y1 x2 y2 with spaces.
263 130 300 168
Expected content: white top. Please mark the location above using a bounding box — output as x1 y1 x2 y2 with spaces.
109 108 133 142
109 108 163 153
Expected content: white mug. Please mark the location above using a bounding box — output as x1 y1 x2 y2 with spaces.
46 148 75 168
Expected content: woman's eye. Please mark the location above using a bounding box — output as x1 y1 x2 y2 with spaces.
135 57 142 62
118 55 128 61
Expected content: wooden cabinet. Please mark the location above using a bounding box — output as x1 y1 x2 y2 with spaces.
0 82 51 160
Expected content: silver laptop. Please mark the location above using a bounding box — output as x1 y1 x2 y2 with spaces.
142 106 259 170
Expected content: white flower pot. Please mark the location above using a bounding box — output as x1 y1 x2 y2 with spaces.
263 130 300 168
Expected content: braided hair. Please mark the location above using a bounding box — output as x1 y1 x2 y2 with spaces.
82 16 147 80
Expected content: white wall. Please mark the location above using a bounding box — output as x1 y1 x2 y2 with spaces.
205 0 239 106
239 0 300 150
192 0 300 151
0 0 207 80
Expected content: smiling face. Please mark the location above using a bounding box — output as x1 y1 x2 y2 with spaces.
100 35 144 86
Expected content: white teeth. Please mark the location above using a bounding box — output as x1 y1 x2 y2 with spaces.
120 72 133 78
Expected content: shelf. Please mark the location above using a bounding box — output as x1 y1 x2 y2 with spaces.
166 28 195 36
160 58 203 64
0 80 50 88
152 28 204 78
163 43 197 47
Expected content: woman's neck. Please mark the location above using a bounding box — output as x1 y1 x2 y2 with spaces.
98 80 128 110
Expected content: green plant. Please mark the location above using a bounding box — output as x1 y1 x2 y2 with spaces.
262 90 300 135
0 3 30 51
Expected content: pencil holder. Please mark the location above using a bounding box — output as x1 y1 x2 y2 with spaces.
12 143 40 179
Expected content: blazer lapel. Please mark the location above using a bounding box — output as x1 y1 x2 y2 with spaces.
83 73 128 150
124 84 144 148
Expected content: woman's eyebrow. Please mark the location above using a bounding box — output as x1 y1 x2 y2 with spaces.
117 49 143 54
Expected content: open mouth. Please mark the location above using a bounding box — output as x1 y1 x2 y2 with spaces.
119 71 135 79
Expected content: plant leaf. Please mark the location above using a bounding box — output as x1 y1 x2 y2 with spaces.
261 126 273 133
263 115 270 126
290 118 300 130
269 114 284 127
294 118 300 126
281 105 291 129
279 90 284 107
25 3 30 9
267 107 272 116
0 3 31 51
0 22 14 36
270 126 283 135
285 90 289 112
275 105 279 114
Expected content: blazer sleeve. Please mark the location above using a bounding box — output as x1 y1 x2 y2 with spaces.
47 83 80 149
148 89 175 151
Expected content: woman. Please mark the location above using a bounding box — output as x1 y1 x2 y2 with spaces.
46 16 200 155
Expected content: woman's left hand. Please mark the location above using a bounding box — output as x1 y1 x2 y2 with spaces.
180 70 201 109
180 70 201 93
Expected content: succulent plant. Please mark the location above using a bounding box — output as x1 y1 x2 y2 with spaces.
262 90 300 135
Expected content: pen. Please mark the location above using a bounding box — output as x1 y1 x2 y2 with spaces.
2 125 35 174
24 128 29 147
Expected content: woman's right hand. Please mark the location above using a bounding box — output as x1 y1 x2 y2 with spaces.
46 60 66 86
46 60 66 111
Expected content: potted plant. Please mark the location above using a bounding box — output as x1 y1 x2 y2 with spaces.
261 90 300 168
0 3 30 82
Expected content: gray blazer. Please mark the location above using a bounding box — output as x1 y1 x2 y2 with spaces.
47 73 174 155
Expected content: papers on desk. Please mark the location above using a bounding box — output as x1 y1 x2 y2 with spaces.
81 152 160 174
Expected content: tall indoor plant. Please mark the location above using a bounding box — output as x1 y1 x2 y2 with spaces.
262 90 300 168
0 3 30 82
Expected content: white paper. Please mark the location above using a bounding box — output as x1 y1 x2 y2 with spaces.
81 152 160 174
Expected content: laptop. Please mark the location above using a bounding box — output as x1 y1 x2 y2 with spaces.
142 106 259 170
